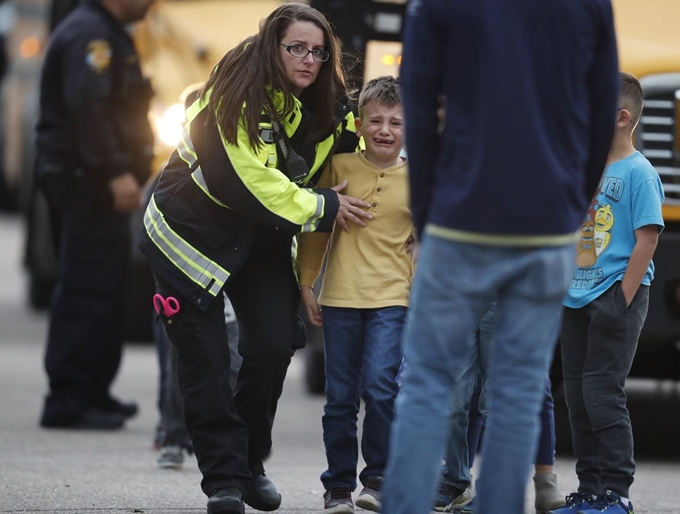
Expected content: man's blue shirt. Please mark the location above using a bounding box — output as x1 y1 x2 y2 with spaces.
400 0 619 239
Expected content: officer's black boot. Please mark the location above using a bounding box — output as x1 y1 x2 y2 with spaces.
207 488 245 514
93 395 139 419
244 474 282 511
40 395 125 430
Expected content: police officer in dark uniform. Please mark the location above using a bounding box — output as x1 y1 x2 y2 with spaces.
36 0 156 430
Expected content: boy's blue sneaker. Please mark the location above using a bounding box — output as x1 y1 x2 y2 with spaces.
575 491 633 514
546 492 595 513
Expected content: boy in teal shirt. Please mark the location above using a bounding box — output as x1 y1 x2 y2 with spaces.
553 72 665 514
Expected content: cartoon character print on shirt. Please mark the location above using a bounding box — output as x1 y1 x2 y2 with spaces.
575 216 597 267
594 203 614 255
575 188 617 269
572 175 623 290
575 199 599 268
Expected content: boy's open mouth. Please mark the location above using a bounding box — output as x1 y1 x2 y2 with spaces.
374 138 394 145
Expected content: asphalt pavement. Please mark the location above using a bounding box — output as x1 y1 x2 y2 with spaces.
1 213 679 514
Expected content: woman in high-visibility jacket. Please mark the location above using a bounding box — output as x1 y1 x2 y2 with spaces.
139 4 371 514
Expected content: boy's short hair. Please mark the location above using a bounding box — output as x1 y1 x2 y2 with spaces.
358 76 402 117
619 72 643 125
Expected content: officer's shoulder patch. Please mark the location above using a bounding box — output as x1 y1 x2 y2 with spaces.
86 39 112 75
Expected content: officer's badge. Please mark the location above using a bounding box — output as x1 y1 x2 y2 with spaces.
86 40 112 75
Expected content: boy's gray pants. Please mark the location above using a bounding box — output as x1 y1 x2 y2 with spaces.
560 281 649 498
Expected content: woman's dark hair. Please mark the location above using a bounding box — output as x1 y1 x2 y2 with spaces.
200 3 347 150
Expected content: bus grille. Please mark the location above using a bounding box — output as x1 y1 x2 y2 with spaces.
637 89 680 204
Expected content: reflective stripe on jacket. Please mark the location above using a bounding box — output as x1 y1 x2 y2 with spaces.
140 90 357 310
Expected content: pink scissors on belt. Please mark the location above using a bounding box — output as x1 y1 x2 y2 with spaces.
153 294 180 317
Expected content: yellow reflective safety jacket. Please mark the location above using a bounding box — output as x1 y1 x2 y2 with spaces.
140 90 358 310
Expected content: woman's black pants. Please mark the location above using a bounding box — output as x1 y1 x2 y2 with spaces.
156 226 303 497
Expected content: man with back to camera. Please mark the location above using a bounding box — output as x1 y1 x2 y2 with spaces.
36 0 156 430
381 1 619 513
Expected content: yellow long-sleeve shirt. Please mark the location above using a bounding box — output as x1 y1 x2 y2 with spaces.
297 152 414 308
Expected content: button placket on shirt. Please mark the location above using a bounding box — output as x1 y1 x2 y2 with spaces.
372 171 386 209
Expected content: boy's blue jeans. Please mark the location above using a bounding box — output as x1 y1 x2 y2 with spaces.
382 235 574 514
438 304 494 493
442 303 558 492
320 305 406 491
561 281 649 498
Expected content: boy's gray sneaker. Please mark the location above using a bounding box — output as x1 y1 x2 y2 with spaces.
452 499 475 513
433 481 473 512
157 445 184 469
355 476 383 511
323 488 354 513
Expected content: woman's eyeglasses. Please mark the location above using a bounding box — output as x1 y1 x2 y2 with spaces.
280 43 329 63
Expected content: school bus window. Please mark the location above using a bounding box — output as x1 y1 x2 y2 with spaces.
364 40 402 82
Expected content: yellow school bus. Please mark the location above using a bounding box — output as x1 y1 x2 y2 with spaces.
135 0 283 172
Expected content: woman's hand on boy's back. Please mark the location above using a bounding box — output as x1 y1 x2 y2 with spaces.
331 180 373 232
301 286 323 327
